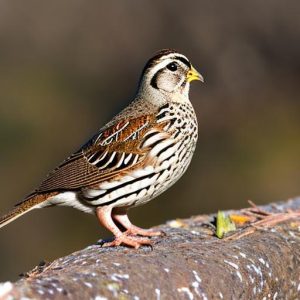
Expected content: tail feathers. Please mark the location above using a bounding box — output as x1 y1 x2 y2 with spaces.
0 192 57 229
0 204 36 229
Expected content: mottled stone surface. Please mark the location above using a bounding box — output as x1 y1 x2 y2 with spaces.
1 198 300 299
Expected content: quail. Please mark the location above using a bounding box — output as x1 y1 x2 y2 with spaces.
0 49 203 248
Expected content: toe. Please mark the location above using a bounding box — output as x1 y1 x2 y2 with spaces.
102 235 152 248
125 227 162 237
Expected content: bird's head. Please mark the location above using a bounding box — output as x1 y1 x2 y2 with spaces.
138 49 203 101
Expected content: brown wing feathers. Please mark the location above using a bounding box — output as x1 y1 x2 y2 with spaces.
37 115 159 193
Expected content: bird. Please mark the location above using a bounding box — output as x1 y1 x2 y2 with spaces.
0 49 203 248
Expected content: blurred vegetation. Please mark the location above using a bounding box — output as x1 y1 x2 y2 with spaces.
0 0 299 281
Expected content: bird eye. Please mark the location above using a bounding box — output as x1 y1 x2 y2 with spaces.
166 62 178 72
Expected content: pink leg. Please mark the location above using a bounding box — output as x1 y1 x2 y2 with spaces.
112 209 162 237
96 206 152 249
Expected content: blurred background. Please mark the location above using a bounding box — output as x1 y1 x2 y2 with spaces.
0 0 299 281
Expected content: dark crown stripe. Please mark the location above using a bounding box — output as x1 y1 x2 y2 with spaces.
142 49 178 75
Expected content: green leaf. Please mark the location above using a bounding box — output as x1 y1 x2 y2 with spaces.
216 211 236 239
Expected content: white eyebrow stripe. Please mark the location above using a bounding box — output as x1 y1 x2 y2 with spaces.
158 52 189 62
147 54 190 79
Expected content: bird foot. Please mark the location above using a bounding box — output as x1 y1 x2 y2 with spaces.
124 225 162 237
102 234 152 249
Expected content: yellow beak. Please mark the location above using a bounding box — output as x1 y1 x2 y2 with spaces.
187 65 204 83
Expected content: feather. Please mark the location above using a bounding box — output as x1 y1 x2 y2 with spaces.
0 192 58 229
31 114 171 194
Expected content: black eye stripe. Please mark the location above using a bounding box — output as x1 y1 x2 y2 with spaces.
150 69 163 89
174 56 191 68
